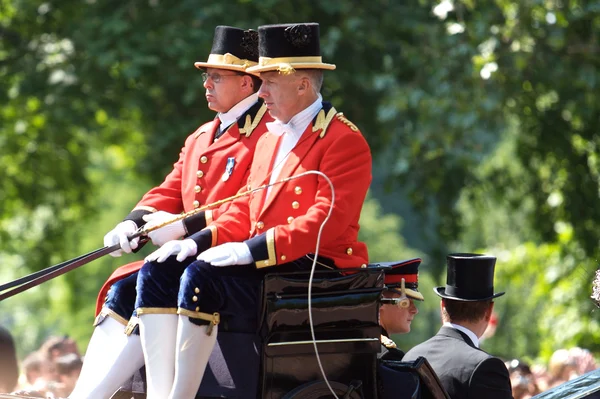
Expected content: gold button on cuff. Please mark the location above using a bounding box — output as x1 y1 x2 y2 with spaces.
256 221 265 229
360 264 367 268
192 296 198 302
287 216 294 224
193 200 200 208
294 186 302 195
194 287 200 294
197 170 204 178
292 201 300 209
200 156 208 164
196 307 200 312
346 247 353 255
281 255 287 261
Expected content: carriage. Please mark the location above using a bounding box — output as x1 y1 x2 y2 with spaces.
105 259 450 399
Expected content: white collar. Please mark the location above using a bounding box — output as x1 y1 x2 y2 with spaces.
266 94 323 137
444 322 480 348
217 93 259 130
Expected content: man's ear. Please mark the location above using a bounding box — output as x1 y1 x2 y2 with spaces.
485 301 495 321
241 75 252 91
297 76 310 95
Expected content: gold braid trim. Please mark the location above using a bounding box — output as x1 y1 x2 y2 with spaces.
178 308 220 335
133 205 158 213
312 107 338 138
93 308 129 327
136 307 178 316
239 103 268 137
256 228 277 268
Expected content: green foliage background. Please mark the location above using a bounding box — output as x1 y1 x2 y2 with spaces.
2 0 600 366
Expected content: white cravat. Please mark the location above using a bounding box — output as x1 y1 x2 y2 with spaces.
217 93 259 135
265 94 323 198
444 322 480 348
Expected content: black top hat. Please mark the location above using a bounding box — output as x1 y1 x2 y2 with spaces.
434 253 505 301
194 26 259 74
246 23 336 74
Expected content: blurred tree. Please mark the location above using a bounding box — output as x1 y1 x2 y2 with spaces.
2 0 600 362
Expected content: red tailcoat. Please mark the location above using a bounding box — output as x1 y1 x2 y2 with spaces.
191 103 372 269
95 101 272 315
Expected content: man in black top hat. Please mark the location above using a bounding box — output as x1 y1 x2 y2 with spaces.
403 253 514 399
136 22 372 399
68 26 271 399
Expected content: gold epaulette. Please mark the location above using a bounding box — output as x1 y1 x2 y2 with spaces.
239 103 268 137
336 112 359 132
313 107 338 138
381 335 397 349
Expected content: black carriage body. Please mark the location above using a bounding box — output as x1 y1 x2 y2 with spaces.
260 270 384 398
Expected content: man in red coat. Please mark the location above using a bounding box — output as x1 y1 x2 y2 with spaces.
69 26 271 399
135 23 373 398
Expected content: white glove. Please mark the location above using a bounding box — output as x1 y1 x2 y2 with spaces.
142 211 186 247
197 242 253 266
104 220 139 257
144 239 198 263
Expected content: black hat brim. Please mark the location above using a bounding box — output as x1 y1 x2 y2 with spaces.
434 286 505 302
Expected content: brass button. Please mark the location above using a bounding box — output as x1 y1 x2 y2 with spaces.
194 287 200 294
287 216 294 224
193 200 200 208
294 186 302 195
195 307 200 312
194 185 202 193
346 247 353 255
197 170 204 178
360 264 367 268
292 201 300 209
263 260 270 266
200 156 208 164
281 255 287 261
256 221 264 229
192 296 198 302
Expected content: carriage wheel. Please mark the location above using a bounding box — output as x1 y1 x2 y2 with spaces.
282 380 363 399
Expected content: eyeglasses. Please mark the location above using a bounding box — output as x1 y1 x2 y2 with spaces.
201 72 242 83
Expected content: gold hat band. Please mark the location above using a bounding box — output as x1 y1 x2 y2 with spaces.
205 53 257 68
258 56 324 66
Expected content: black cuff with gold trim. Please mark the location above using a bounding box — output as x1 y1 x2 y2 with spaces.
245 229 277 268
183 210 213 236
124 209 152 228
189 228 214 254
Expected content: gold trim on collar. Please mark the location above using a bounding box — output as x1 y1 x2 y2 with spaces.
381 335 397 349
239 103 268 137
312 107 338 138
256 228 277 268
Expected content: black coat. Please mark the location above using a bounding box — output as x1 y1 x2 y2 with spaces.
403 326 513 399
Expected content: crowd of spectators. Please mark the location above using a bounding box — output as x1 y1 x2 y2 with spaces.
505 347 599 399
1 323 598 398
0 327 83 398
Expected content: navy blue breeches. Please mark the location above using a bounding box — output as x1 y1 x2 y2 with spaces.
134 255 333 331
99 272 138 324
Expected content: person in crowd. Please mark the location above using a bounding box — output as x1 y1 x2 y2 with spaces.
403 253 514 399
135 22 372 399
0 325 19 393
69 25 270 399
53 353 83 398
506 359 541 399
